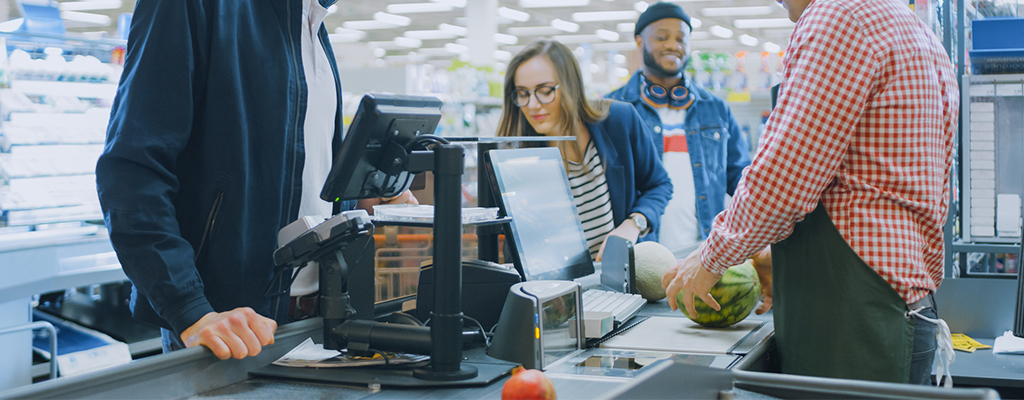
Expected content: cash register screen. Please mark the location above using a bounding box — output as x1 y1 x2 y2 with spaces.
487 147 595 281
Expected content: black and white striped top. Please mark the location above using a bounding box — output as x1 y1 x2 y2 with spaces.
566 140 616 260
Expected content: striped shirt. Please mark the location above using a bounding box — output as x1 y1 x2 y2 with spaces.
701 0 959 304
567 140 616 260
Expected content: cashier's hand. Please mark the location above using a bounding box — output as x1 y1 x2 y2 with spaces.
357 190 419 214
662 248 722 316
595 220 640 261
180 307 277 360
752 246 773 315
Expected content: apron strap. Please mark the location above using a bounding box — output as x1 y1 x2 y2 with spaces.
907 306 955 388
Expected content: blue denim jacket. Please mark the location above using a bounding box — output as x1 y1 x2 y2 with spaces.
606 71 751 238
96 0 347 335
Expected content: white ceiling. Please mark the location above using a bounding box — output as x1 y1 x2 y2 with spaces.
42 0 795 63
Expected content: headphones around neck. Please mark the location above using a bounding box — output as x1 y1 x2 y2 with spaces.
641 75 695 110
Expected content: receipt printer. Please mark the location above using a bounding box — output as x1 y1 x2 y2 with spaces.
415 259 522 331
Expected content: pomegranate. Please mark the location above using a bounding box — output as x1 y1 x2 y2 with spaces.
501 366 556 400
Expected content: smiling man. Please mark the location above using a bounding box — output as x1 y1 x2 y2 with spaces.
606 2 751 260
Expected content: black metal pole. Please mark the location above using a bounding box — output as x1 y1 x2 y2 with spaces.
320 250 352 350
414 144 478 380
476 142 500 263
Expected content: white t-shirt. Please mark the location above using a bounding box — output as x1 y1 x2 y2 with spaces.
655 107 702 259
290 0 336 296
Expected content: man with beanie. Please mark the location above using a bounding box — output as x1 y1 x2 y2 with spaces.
606 2 752 260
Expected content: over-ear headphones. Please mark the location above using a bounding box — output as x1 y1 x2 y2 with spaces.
641 75 695 110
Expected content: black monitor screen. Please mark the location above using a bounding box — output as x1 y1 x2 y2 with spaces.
487 147 595 281
320 94 442 202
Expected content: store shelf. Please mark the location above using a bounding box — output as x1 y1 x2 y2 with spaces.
9 80 117 100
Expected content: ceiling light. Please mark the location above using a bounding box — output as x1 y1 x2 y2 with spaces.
709 25 733 39
374 12 411 27
733 18 796 29
494 50 512 61
58 0 121 11
739 34 759 46
551 19 580 33
431 0 466 7
690 31 710 40
508 26 561 36
61 11 111 25
588 63 600 73
595 29 620 41
405 30 456 40
634 2 649 12
387 3 452 13
614 54 627 64
498 7 530 22
616 22 635 33
329 33 364 42
438 23 468 36
456 38 469 45
614 67 630 77
571 10 638 22
701 6 774 17
394 37 423 48
519 0 589 8
416 48 453 56
553 34 601 44
445 43 469 53
373 47 387 57
593 42 637 51
343 20 399 30
690 17 702 29
763 41 782 53
494 33 518 45
328 5 337 14
690 39 738 49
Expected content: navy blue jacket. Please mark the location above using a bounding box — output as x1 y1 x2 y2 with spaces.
606 71 751 238
96 0 344 335
587 101 673 243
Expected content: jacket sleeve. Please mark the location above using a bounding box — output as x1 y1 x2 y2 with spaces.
96 0 214 335
621 104 673 234
722 102 752 196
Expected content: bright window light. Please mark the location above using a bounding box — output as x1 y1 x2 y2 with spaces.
733 18 796 29
551 19 580 33
394 37 423 48
701 6 774 17
374 12 412 27
494 33 518 45
571 10 638 22
387 3 452 13
763 41 782 53
595 29 620 41
709 25 733 39
520 0 589 8
439 23 468 36
498 7 530 22
59 0 121 11
739 34 759 46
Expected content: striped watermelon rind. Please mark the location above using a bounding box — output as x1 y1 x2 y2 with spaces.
676 260 760 328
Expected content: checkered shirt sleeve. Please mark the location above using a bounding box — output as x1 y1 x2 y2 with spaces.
700 0 959 303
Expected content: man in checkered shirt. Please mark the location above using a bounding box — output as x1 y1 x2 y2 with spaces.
663 0 959 385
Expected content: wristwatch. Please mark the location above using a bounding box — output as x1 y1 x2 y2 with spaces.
630 213 649 236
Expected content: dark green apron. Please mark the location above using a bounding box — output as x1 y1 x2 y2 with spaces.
771 203 915 383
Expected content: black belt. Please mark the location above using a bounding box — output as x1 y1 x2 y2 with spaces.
907 293 934 310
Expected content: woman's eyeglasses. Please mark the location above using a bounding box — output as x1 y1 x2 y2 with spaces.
513 85 560 107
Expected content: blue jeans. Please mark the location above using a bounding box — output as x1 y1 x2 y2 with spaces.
909 306 938 385
160 328 185 353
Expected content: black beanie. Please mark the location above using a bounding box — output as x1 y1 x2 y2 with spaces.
634 2 692 37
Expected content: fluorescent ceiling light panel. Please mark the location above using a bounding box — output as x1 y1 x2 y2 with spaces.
405 30 457 40
387 3 452 13
439 23 468 36
690 17 702 28
498 7 530 22
456 38 469 45
593 42 638 52
738 34 759 46
709 25 733 39
374 12 412 27
634 2 649 12
494 50 512 61
571 10 638 22
551 19 580 33
329 33 364 42
61 11 111 25
733 18 796 29
394 37 422 48
494 33 518 45
369 41 403 50
59 0 121 11
701 6 774 17
508 26 561 36
343 20 399 30
690 39 738 48
552 34 601 44
416 47 453 56
373 47 387 57
763 41 782 53
519 0 589 8
445 43 469 53
616 22 635 32
595 29 620 41
431 0 466 7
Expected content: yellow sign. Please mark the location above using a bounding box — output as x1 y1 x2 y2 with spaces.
951 333 992 353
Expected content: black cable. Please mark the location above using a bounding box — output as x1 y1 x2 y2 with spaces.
373 350 391 366
463 315 491 348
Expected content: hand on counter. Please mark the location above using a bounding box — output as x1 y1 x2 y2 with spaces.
180 307 277 360
595 220 640 261
357 190 419 214
752 246 773 315
662 247 722 317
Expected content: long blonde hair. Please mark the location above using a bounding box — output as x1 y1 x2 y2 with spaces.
496 39 610 165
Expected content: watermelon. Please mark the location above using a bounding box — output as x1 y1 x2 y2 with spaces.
675 260 760 328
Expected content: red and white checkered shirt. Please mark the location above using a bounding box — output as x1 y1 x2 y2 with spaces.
701 0 959 304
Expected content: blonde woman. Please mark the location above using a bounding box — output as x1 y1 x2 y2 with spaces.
498 39 672 261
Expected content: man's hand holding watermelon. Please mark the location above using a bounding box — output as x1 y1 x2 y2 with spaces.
662 245 774 320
